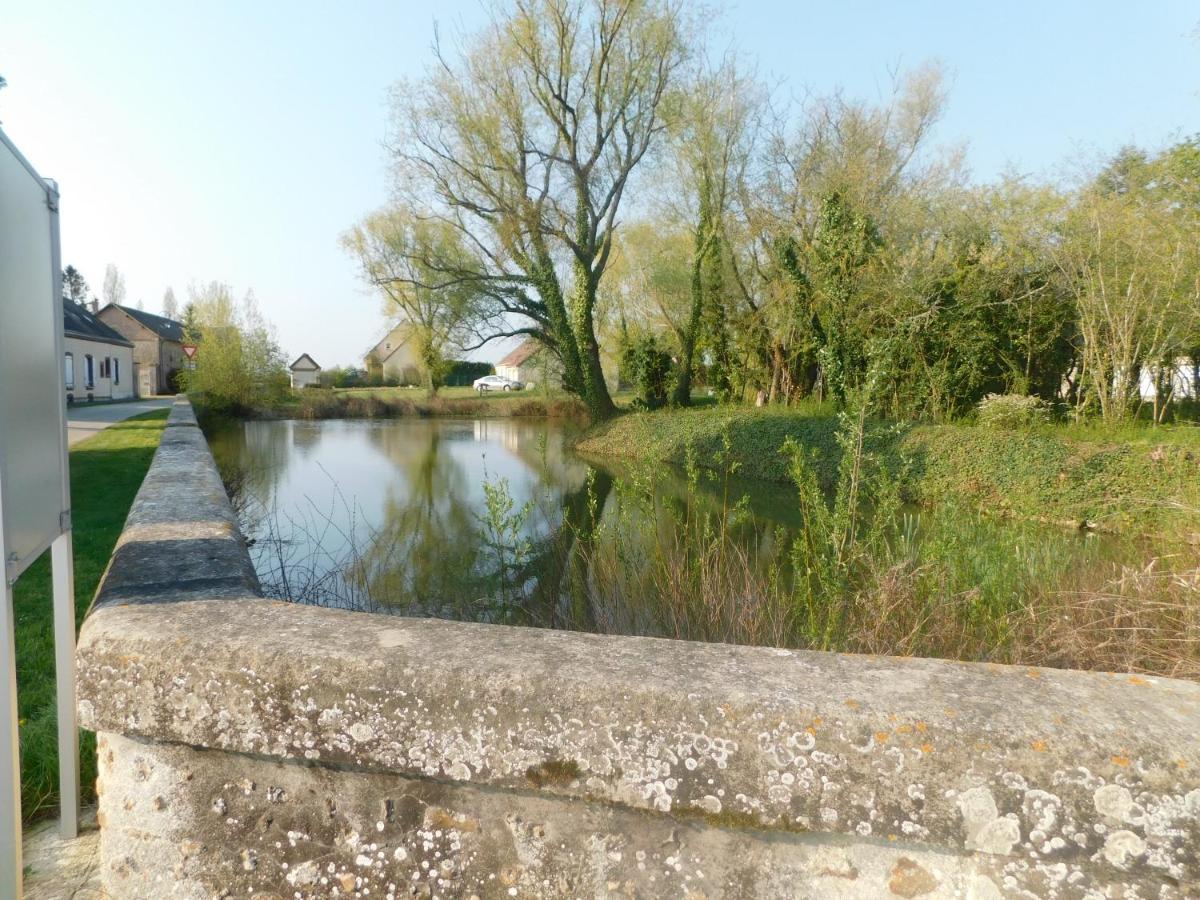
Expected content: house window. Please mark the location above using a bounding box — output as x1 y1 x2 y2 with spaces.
64 353 75 389
84 354 94 387
113 358 120 384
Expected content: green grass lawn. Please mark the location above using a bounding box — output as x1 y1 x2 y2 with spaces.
13 409 168 823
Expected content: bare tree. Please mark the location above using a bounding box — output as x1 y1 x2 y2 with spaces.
162 286 179 320
389 0 689 419
101 263 126 307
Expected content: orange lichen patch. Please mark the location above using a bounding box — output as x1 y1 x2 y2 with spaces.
811 717 823 727
1025 668 1042 679
1030 740 1048 752
844 699 860 709
919 743 934 754
1128 676 1151 686
943 708 957 718
874 732 890 743
1111 755 1131 767
887 834 897 841
888 713 899 722
915 722 928 733
805 726 816 736
897 724 913 734
1177 759 1188 769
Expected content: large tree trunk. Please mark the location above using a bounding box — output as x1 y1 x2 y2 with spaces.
672 243 705 407
570 265 616 420
530 245 586 398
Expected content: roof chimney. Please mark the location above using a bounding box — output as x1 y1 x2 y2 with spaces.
89 299 99 314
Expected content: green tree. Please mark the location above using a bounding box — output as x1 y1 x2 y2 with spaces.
342 209 488 397
387 0 689 419
180 302 201 343
62 265 89 304
182 282 288 413
667 56 759 406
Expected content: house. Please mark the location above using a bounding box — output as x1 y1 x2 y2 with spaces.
97 303 187 396
496 338 560 387
1137 358 1199 402
366 323 423 385
62 298 136 402
289 353 322 388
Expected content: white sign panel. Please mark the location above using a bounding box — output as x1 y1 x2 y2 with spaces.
0 129 66 580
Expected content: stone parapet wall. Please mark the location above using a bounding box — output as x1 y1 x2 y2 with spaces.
77 397 1200 898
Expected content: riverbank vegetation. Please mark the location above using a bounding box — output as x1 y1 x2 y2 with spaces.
578 403 1200 535
13 411 168 822
338 0 1198 427
285 387 588 421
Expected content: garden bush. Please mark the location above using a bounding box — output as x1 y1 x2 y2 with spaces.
976 393 1050 429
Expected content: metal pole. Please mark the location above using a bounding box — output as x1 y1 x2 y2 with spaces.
51 533 78 840
46 177 79 842
0 520 22 900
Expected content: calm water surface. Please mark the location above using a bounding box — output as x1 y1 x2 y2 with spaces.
206 417 1112 637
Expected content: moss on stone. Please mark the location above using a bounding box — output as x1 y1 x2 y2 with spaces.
525 759 582 788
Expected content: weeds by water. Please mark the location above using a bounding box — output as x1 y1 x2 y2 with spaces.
565 395 1199 678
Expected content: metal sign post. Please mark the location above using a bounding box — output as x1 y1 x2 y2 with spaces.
0 128 78 899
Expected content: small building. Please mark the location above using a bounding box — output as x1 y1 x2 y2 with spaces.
289 353 322 389
97 303 186 396
366 323 423 385
1138 358 1199 402
62 298 136 402
496 338 560 387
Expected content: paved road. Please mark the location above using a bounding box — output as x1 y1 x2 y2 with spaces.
67 397 175 446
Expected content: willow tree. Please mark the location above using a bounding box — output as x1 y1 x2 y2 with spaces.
666 57 760 405
389 0 687 419
343 210 487 396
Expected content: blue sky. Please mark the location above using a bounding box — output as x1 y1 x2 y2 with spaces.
2 1 1196 367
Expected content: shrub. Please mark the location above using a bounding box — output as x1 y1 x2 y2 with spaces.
621 334 673 410
976 393 1049 429
445 360 494 387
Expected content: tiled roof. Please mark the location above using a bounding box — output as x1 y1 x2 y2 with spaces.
62 299 133 347
496 338 542 368
112 304 185 342
290 353 321 371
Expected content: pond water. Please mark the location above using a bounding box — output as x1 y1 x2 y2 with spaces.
206 417 1121 646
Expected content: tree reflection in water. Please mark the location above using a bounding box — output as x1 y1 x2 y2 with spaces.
206 417 787 635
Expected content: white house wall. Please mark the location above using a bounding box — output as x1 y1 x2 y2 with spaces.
1138 358 1199 401
64 336 135 402
290 368 321 388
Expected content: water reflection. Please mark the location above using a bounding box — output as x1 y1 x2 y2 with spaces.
208 419 627 621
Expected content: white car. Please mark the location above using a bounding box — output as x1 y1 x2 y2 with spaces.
473 374 524 393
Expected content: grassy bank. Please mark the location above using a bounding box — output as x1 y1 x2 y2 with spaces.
578 405 1200 535
13 410 168 822
572 405 1199 679
234 385 591 421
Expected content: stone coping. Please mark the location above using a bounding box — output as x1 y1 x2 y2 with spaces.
77 397 1200 892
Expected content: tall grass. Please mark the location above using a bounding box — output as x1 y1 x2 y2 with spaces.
567 401 1200 678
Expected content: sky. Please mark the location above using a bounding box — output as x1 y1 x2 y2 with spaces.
2 1 1197 368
